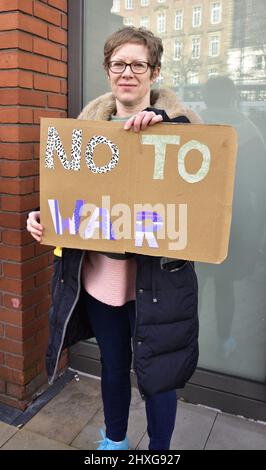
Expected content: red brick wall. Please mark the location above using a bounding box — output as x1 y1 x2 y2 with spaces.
0 0 68 409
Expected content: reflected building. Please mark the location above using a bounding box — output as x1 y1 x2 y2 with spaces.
112 0 234 87
228 0 266 84
111 1 266 120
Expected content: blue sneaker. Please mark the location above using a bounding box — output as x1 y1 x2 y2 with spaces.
96 429 129 450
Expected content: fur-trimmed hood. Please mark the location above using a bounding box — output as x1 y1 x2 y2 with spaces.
78 88 202 124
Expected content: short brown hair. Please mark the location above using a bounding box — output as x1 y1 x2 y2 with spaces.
103 27 163 72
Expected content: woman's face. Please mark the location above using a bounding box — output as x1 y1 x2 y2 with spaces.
108 42 160 110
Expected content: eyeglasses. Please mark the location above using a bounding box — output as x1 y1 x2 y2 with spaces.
108 61 153 74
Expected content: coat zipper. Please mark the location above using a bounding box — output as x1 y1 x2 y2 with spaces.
48 250 85 385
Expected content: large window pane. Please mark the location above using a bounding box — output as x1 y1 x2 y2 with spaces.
83 0 266 383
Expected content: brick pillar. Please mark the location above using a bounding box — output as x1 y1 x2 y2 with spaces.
0 0 68 409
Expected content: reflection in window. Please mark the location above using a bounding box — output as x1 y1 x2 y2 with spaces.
208 67 218 77
173 40 182 60
83 0 266 385
125 0 133 10
157 13 166 33
211 2 222 24
188 71 199 84
256 55 266 70
140 16 149 29
192 37 201 59
111 0 120 13
243 90 256 101
173 72 180 86
156 74 164 85
124 16 133 25
192 6 202 28
258 88 266 101
209 35 220 57
239 85 266 103
175 10 183 31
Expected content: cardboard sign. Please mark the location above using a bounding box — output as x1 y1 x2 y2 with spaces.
40 118 237 263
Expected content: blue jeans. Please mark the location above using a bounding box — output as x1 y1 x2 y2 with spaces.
83 290 177 450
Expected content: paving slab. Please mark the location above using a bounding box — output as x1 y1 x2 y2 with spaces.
24 376 102 445
0 422 18 448
71 407 105 450
205 412 266 450
72 387 147 450
138 400 217 450
1 429 75 450
2 374 266 451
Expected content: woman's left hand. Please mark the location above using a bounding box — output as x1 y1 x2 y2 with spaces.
124 111 163 132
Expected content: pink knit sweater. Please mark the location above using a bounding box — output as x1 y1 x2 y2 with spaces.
82 252 137 306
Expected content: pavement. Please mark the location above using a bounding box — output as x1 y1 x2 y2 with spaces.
0 372 266 450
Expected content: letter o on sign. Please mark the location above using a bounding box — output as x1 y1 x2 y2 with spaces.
85 135 119 173
178 139 211 183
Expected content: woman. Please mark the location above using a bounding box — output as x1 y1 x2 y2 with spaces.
27 27 200 451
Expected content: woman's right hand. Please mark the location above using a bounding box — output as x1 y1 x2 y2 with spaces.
26 211 43 242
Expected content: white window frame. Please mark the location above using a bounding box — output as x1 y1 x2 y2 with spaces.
125 0 133 10
124 16 134 25
112 0 120 13
211 2 222 24
209 35 220 57
140 16 149 29
173 40 182 60
173 72 180 86
188 71 199 84
175 10 183 30
192 37 200 59
192 6 202 28
140 0 149 6
157 13 166 33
